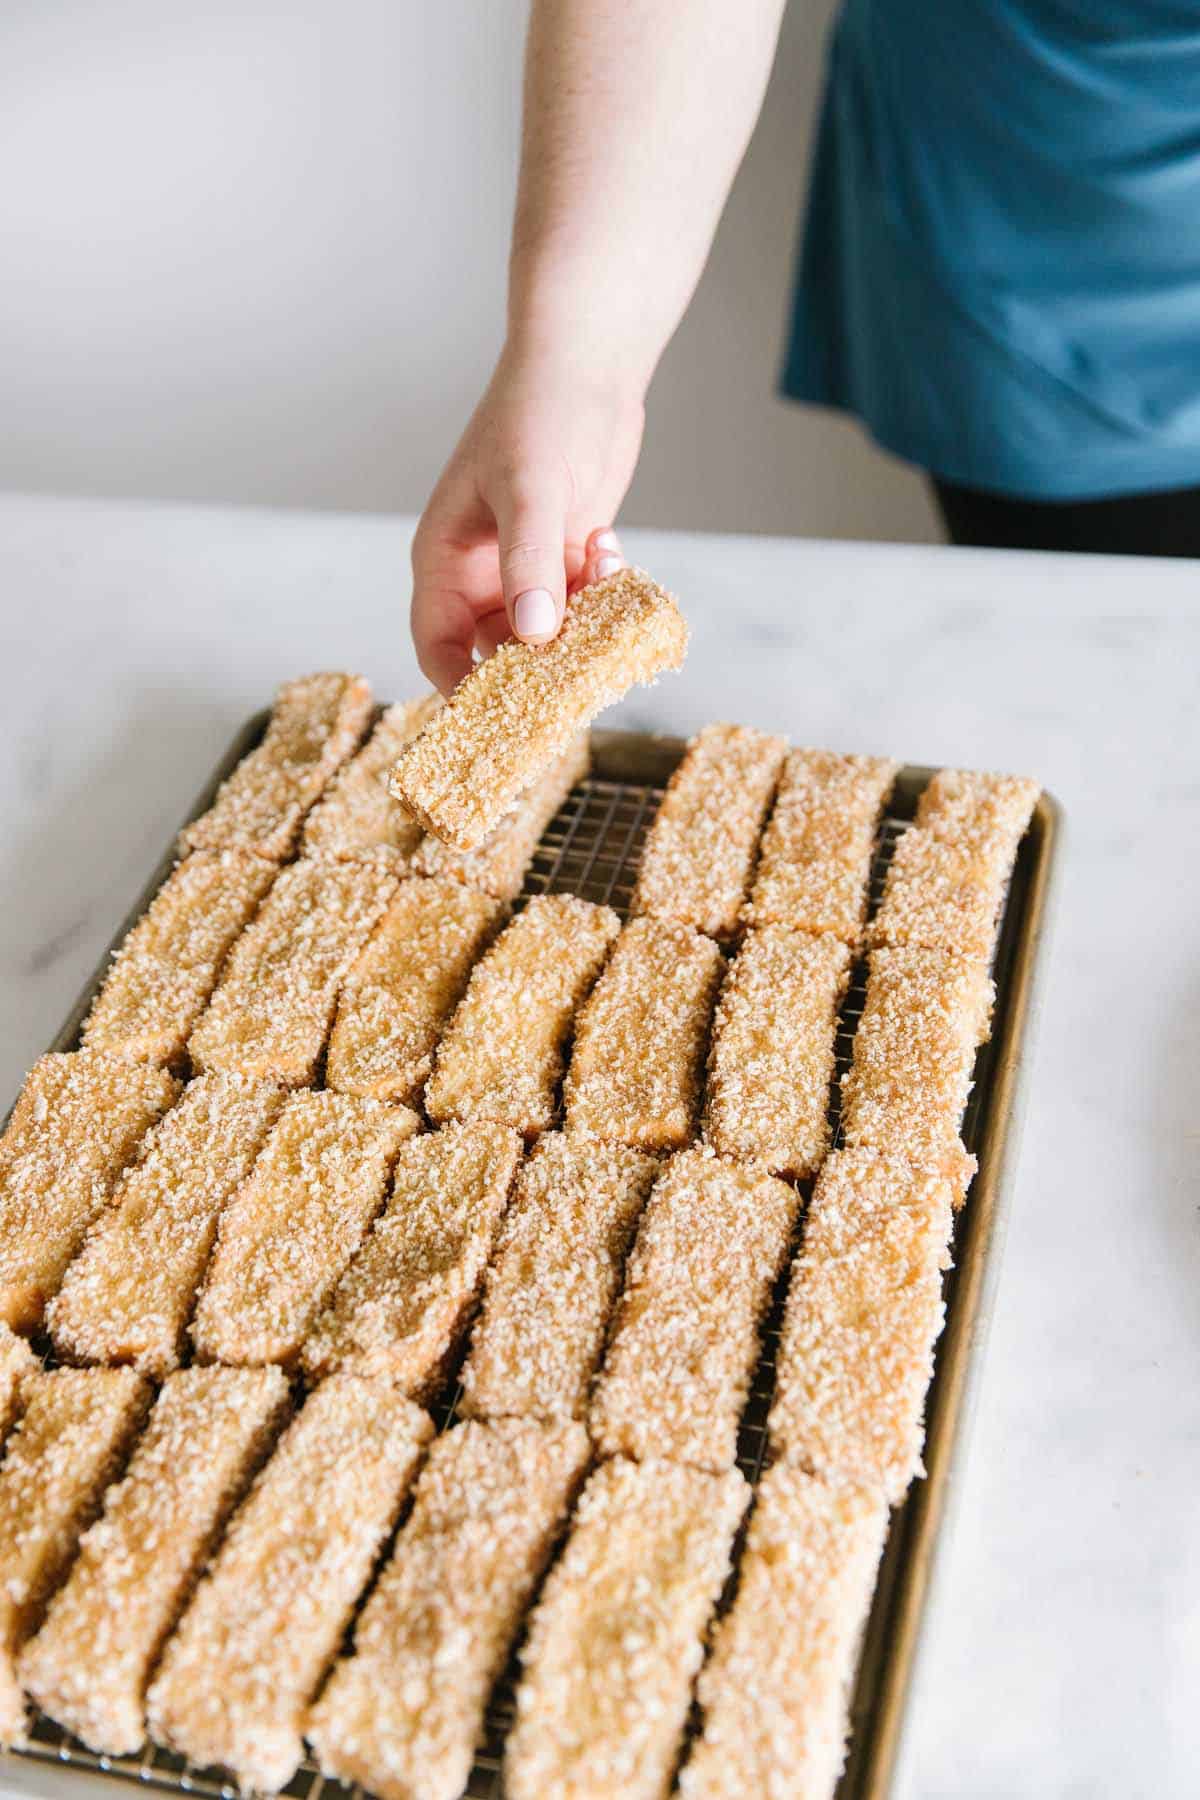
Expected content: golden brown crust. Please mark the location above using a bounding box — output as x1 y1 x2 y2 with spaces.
145 1376 432 1794
505 1455 749 1800
425 894 620 1136
563 916 725 1151
190 1091 420 1368
632 723 787 938
19 1367 291 1756
188 856 397 1085
301 1120 523 1391
81 852 277 1063
840 945 995 1164
0 1053 180 1333
743 749 898 942
680 1465 889 1800
308 1418 590 1800
0 1367 152 1745
47 1073 287 1377
301 696 441 865
458 1133 659 1423
915 768 1040 846
768 1148 974 1502
0 1325 38 1448
590 1147 799 1472
412 732 590 899
389 569 688 850
182 672 374 859
325 878 507 1103
703 927 851 1178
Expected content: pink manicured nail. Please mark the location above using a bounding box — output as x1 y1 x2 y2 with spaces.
594 554 623 578
514 588 558 640
594 528 619 551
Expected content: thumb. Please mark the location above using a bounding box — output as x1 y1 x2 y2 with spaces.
493 479 569 645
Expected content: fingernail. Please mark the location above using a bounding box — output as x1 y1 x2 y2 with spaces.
594 528 619 551
514 588 558 640
595 554 623 579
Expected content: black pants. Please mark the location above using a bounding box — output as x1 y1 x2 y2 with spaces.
932 477 1200 557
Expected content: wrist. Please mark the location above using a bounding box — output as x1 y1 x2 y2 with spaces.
506 261 661 402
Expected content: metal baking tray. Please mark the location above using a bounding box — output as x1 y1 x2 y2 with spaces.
3 716 1061 1800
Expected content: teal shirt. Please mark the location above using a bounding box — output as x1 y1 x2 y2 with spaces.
784 1 1200 498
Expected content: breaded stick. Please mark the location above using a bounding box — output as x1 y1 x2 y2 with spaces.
0 1367 151 1745
325 878 507 1103
0 1052 179 1332
744 748 899 942
0 1325 37 1447
390 568 688 851
590 1147 798 1472
188 856 396 1084
768 1148 974 1502
146 1376 432 1794
871 769 1039 960
20 1367 290 1756
680 1464 888 1800
916 767 1040 848
191 1091 419 1368
301 695 442 865
81 851 277 1063
840 945 995 1162
563 916 724 1151
704 927 851 1179
459 1134 658 1423
426 894 620 1136
309 1418 589 1800
302 1120 522 1392
632 722 787 938
47 1073 287 1377
505 1455 748 1800
182 671 373 858
413 731 590 900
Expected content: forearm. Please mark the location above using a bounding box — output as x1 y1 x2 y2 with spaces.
509 0 787 388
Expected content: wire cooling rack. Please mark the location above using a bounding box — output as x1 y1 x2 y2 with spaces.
9 730 1045 1800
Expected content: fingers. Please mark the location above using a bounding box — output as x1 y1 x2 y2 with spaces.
580 525 626 589
410 581 477 695
493 481 571 645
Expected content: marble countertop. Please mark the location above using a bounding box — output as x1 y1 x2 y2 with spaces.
0 491 1196 1799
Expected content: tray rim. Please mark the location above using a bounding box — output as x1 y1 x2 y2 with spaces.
7 714 1063 1800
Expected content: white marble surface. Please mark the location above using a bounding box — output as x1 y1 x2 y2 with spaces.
0 490 1196 1799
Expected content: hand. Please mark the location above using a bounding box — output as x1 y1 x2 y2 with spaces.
410 342 645 693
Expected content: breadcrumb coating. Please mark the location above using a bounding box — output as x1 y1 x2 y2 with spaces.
47 1073 287 1377
413 732 590 899
0 1367 151 1745
308 1418 589 1800
703 927 851 1178
145 1376 432 1794
425 894 620 1136
459 1134 659 1423
916 767 1040 848
0 1324 37 1448
505 1455 748 1800
188 856 396 1085
191 1091 419 1368
19 1367 290 1756
632 722 787 938
840 946 995 1164
301 695 441 865
301 1120 522 1392
563 916 724 1151
590 1147 799 1472
744 749 898 942
680 1465 888 1800
0 1053 179 1333
768 1149 974 1502
325 878 506 1104
182 672 373 859
81 852 277 1063
389 569 688 851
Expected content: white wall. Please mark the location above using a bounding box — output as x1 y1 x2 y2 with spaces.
0 0 937 543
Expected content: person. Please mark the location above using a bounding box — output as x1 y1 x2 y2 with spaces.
411 0 1200 691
